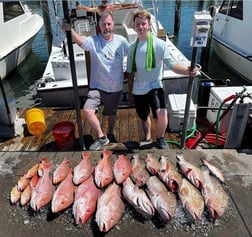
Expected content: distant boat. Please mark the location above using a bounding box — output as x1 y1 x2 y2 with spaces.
37 0 194 107
211 0 252 84
0 1 43 80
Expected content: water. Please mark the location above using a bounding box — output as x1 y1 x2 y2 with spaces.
2 0 242 109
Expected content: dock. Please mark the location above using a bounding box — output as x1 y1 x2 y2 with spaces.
0 107 252 237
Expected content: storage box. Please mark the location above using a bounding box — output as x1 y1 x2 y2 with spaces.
206 86 252 133
167 94 196 132
0 98 16 125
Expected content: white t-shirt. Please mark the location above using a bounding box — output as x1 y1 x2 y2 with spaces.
80 34 129 92
127 35 177 95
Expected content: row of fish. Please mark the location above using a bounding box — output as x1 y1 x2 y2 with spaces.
10 150 229 232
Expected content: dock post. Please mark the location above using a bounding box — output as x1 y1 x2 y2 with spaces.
62 1 85 150
174 0 181 35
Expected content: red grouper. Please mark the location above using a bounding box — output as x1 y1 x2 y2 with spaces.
73 175 101 225
95 182 125 232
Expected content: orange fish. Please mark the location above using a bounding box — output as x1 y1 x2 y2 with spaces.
24 163 40 179
20 185 32 206
51 169 75 213
73 152 94 185
113 154 132 184
30 174 40 189
73 175 101 225
53 159 71 184
10 185 22 204
17 174 30 192
130 153 150 187
145 153 161 175
158 156 183 192
30 161 55 211
96 182 125 232
94 149 113 188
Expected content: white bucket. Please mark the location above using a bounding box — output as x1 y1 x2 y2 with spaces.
0 98 16 125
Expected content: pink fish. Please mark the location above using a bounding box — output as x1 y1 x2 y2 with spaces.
145 153 161 175
146 176 177 222
73 152 94 185
201 158 225 183
158 156 183 192
38 157 48 177
176 152 204 189
73 175 101 225
113 154 132 184
53 159 71 184
30 174 40 189
17 174 30 192
20 185 32 206
94 149 113 188
201 167 228 219
122 177 155 217
130 153 150 187
51 169 75 213
30 161 55 211
96 183 125 232
178 178 204 221
24 163 39 179
10 185 22 204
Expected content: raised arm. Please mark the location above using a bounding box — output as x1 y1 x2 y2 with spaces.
62 22 84 46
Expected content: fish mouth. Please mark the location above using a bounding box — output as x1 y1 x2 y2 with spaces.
209 208 220 219
99 222 108 232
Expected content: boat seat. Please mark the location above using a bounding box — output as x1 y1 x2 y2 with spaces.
123 24 137 43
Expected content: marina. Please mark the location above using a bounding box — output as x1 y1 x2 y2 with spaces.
0 1 252 236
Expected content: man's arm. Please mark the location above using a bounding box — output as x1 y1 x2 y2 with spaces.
172 63 198 77
62 22 84 46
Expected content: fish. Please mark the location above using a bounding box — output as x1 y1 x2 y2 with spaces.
130 153 150 187
122 177 155 218
145 153 161 175
201 158 225 183
17 174 30 192
30 174 40 189
10 185 22 204
73 175 101 225
73 152 94 185
38 157 48 177
94 149 113 188
24 163 39 179
53 158 71 184
201 166 228 219
30 161 55 211
178 178 204 221
113 154 132 184
158 156 183 192
96 182 125 232
51 169 75 213
146 176 177 222
176 152 204 189
20 184 32 206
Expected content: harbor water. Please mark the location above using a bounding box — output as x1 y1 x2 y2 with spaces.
2 0 243 109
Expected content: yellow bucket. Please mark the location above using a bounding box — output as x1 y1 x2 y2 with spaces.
25 108 46 136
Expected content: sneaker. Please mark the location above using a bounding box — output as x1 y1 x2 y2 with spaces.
140 139 153 146
89 136 109 150
156 137 169 149
107 133 117 143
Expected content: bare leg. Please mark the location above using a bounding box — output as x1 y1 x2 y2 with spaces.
142 115 152 140
84 108 105 138
156 108 168 138
108 115 116 134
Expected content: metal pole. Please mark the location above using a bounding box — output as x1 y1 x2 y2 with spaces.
62 1 85 150
180 47 198 148
0 77 12 125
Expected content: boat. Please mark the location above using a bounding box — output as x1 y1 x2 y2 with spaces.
0 1 43 80
211 0 252 84
37 0 194 107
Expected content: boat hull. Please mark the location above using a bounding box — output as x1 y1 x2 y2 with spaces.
212 37 252 84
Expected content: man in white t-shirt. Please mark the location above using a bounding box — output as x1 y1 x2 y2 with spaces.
63 11 129 150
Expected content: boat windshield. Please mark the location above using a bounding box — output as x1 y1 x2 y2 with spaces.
219 0 243 20
3 1 24 22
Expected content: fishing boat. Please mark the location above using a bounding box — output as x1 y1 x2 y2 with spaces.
37 0 193 107
211 0 252 84
0 1 43 80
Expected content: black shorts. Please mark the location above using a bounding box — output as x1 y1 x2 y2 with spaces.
134 88 166 121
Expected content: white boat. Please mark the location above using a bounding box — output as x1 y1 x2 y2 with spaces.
0 1 43 80
211 0 252 84
37 0 193 107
